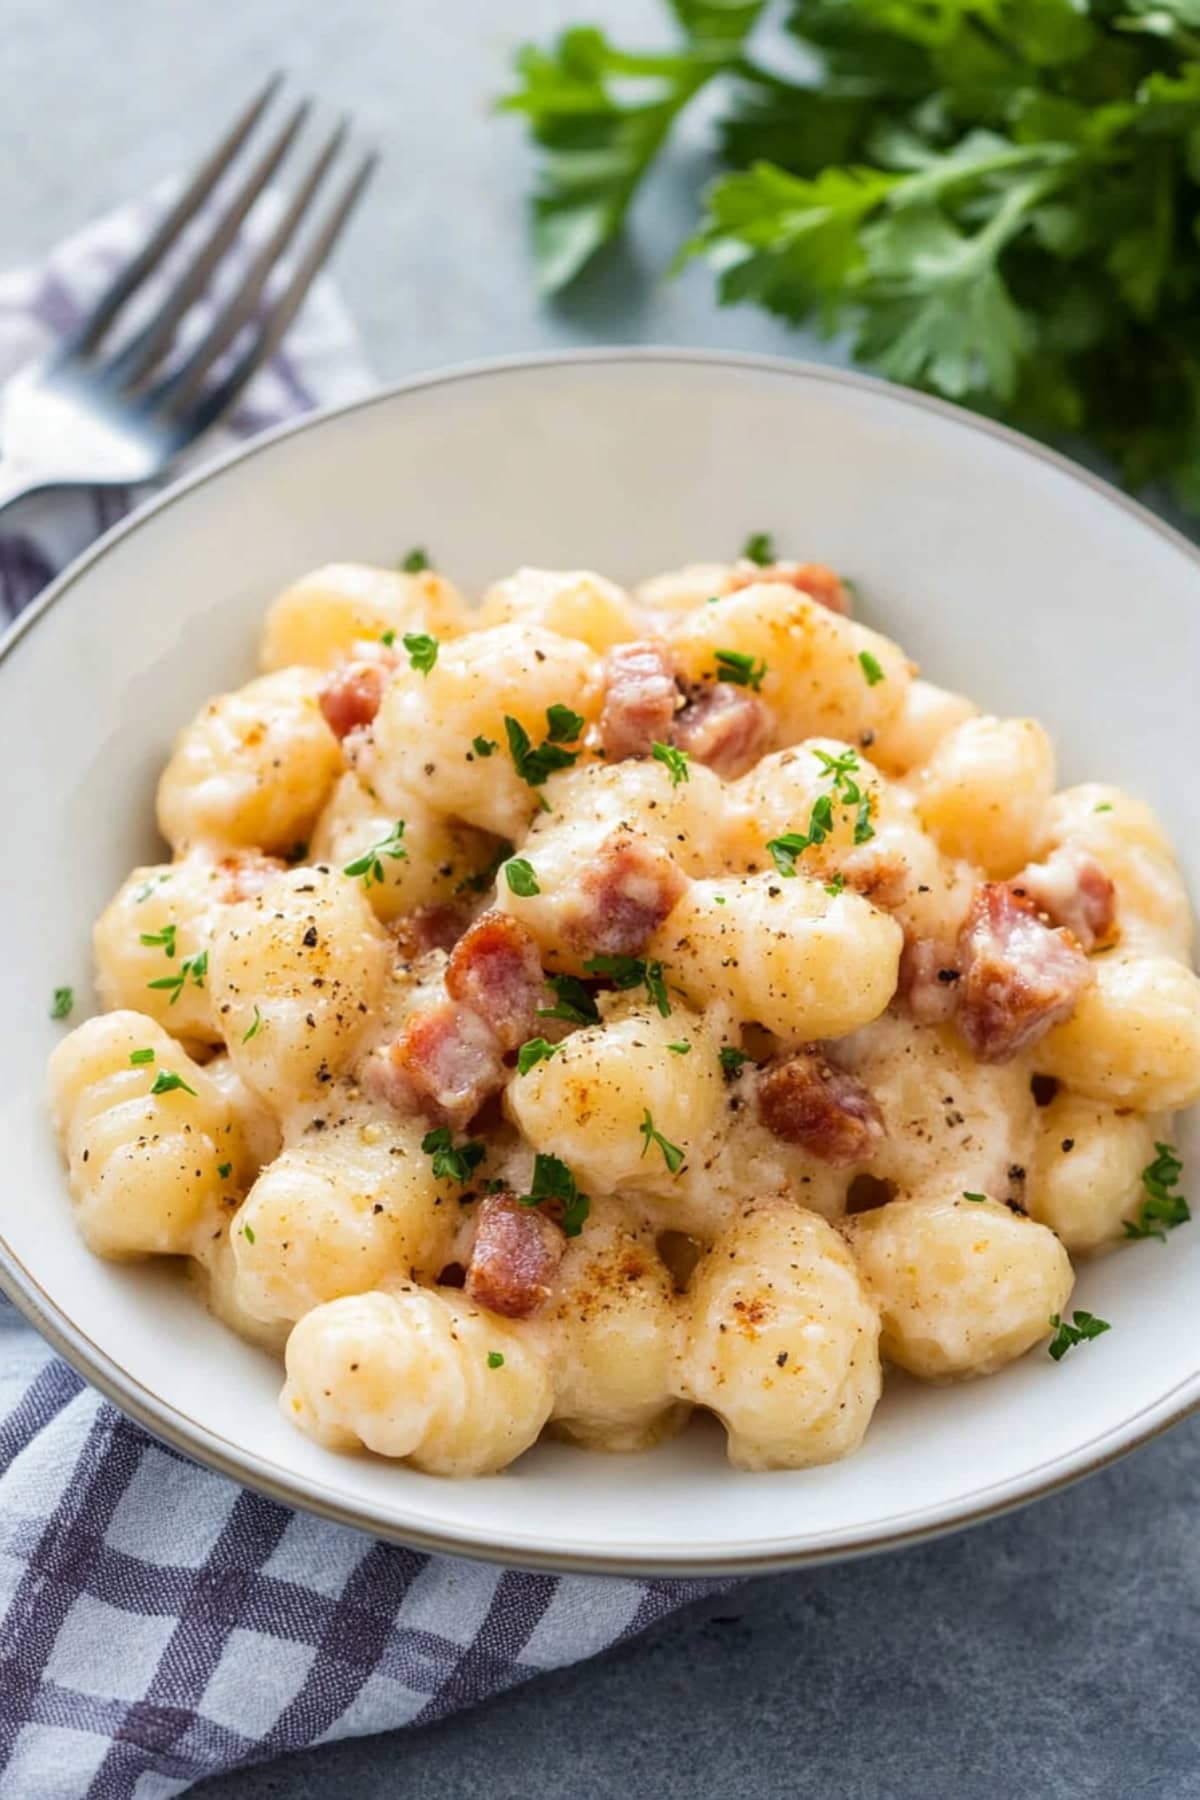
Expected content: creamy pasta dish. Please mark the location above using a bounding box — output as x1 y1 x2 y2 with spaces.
48 549 1200 1477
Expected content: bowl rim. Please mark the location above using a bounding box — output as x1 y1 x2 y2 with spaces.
5 344 1199 1577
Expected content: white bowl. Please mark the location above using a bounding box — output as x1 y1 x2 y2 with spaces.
6 350 1199 1575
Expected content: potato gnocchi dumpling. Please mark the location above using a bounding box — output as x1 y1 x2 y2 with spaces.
49 550 1197 1480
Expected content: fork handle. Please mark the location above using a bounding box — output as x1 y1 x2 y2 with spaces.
0 459 54 519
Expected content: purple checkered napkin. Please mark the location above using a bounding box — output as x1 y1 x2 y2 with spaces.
0 203 725 1797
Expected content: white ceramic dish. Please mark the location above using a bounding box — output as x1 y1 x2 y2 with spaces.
5 350 1199 1575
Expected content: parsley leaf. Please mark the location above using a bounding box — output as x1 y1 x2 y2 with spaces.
422 1128 487 1185
962 1191 987 1203
545 703 585 743
538 973 601 1025
824 872 845 897
1125 1142 1190 1242
1048 1310 1111 1362
129 1048 156 1065
517 1037 559 1075
719 1045 750 1078
714 648 766 690
150 1069 196 1098
147 949 207 1007
242 1005 264 1043
584 953 671 1016
400 547 431 572
242 1223 256 1244
403 632 439 676
741 530 774 564
343 821 407 888
472 735 497 758
50 986 74 1021
380 629 396 647
667 1040 691 1054
140 923 177 958
487 1350 505 1369
505 857 541 897
652 740 691 785
858 650 885 686
519 1151 589 1235
639 1107 685 1173
504 712 581 791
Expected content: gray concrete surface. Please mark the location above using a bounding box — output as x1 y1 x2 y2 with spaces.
4 2 1199 1795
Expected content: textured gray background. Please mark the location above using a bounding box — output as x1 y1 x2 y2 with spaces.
3 1 1199 1794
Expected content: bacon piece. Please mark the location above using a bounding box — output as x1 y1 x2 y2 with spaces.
464 1193 565 1318
598 640 679 761
216 850 287 903
840 845 909 913
670 682 773 779
757 1048 886 1166
385 999 505 1129
317 659 387 740
445 910 545 1052
896 936 961 1026
957 882 1093 1064
391 902 474 960
725 560 851 616
561 829 687 957
1011 847 1116 953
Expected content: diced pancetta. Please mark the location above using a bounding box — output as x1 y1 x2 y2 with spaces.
1010 846 1116 952
670 682 772 779
561 829 687 957
756 1047 886 1166
445 910 546 1052
725 560 851 615
598 640 679 761
317 659 387 740
464 1193 565 1318
895 935 961 1025
957 882 1093 1063
385 1000 506 1129
390 902 474 960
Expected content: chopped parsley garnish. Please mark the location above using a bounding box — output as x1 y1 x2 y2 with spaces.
651 741 690 786
766 746 874 873
858 650 885 687
50 987 74 1021
140 923 178 958
741 531 774 566
504 711 582 792
487 1351 505 1369
824 872 845 897
1124 1143 1190 1242
1048 1310 1111 1362
133 874 170 904
242 1223 256 1244
584 953 670 1017
380 629 396 647
517 1037 559 1075
400 547 430 572
129 1048 156 1066
403 631 439 676
545 703 585 743
147 949 207 1007
242 1005 264 1043
639 1108 685 1174
505 857 541 898
149 1069 196 1098
714 648 766 691
538 973 600 1026
1094 803 1114 814
422 1128 487 1185
218 1162 233 1181
962 1191 987 1203
667 1041 691 1055
343 820 407 887
472 735 497 758
719 1046 750 1079
519 1152 589 1236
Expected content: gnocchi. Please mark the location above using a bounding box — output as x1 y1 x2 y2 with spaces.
48 550 1196 1480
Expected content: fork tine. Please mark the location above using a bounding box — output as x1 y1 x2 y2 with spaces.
169 151 377 441
104 97 312 392
143 122 347 416
67 74 282 358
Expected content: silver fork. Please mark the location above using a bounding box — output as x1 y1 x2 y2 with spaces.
0 76 376 515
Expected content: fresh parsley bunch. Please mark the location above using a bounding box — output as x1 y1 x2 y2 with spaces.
504 0 1200 512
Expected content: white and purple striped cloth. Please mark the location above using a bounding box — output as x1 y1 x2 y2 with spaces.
0 199 720 1797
